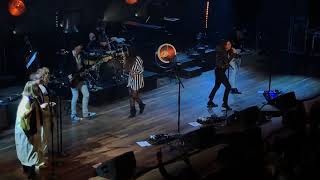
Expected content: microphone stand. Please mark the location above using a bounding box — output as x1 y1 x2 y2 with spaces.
47 90 58 179
173 62 185 134
260 49 280 103
150 46 186 146
148 61 185 145
54 85 67 159
256 34 280 103
48 83 67 167
165 62 186 152
58 96 64 156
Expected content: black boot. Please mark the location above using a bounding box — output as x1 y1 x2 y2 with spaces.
207 99 218 108
22 165 28 174
222 103 232 111
139 103 146 114
231 88 242 94
27 165 35 180
129 107 136 118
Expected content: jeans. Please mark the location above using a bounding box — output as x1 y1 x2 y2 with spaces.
228 58 241 88
209 68 231 104
71 84 89 118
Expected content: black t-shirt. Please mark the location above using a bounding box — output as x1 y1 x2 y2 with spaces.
86 40 100 51
64 53 84 76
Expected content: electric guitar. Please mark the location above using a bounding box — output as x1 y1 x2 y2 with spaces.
69 57 112 88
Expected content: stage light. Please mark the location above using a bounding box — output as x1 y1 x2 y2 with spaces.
157 43 177 64
8 0 26 17
205 0 210 29
126 0 138 5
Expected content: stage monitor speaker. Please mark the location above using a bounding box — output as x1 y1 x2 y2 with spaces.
182 125 216 148
236 106 266 127
96 151 136 180
269 92 297 111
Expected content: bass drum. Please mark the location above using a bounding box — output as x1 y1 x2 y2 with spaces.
98 59 124 83
114 46 129 63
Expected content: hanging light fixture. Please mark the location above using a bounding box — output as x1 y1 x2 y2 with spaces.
8 0 26 17
126 0 138 5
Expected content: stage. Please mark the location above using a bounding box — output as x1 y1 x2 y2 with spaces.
1 62 320 179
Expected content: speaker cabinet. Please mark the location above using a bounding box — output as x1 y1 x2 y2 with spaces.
236 106 267 127
96 151 136 180
269 92 297 111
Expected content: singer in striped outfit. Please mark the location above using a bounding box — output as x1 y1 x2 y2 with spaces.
125 48 146 118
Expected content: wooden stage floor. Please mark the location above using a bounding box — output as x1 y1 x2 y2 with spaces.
1 65 320 179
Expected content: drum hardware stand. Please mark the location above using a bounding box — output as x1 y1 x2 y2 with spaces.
86 71 99 90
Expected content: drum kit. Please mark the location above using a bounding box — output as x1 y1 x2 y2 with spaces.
56 37 130 90
86 38 130 87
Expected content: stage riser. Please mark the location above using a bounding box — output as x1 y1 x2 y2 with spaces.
180 67 203 79
89 73 158 106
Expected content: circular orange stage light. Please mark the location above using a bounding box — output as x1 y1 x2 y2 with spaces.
126 0 138 5
8 0 26 16
157 43 177 64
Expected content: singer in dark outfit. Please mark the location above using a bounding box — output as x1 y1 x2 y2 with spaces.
207 40 240 110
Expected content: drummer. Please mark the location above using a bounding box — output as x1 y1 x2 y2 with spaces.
95 19 113 51
86 32 101 52
86 32 113 53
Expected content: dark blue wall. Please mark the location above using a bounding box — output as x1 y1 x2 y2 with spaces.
206 0 309 48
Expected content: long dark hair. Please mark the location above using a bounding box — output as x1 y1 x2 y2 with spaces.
124 46 138 72
216 39 233 54
219 39 230 48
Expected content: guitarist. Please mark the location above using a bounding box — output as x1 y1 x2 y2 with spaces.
207 39 240 110
65 43 96 123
